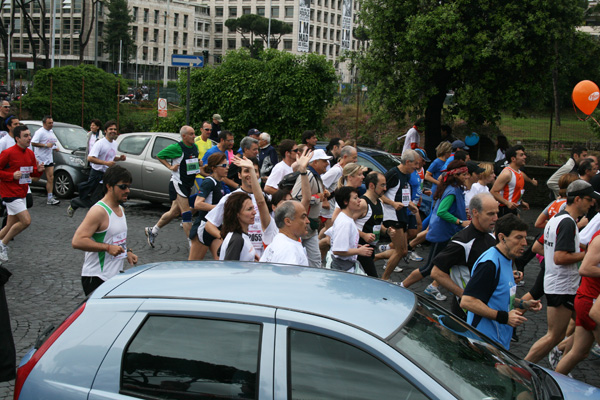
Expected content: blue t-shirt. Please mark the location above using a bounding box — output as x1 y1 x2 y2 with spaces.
427 157 446 195
202 145 229 165
409 170 422 202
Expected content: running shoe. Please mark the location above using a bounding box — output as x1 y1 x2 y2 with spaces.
145 227 157 248
0 244 8 262
424 284 447 301
407 250 424 262
378 244 390 253
548 345 562 369
394 266 403 273
67 205 75 218
591 343 600 358
47 196 60 205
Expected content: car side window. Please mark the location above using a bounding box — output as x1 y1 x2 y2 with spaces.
151 137 177 159
288 329 428 400
118 135 151 156
357 155 381 173
121 315 261 399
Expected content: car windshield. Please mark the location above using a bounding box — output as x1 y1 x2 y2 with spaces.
53 126 88 151
388 298 537 400
370 153 402 171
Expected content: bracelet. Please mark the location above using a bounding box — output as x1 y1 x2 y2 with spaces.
299 171 308 175
495 310 509 324
127 248 133 253
519 299 524 309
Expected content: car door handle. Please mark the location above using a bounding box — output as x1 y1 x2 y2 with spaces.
145 166 154 172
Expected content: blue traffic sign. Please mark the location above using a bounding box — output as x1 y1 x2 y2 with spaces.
171 54 204 67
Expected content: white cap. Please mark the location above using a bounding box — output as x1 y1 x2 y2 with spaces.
310 149 333 162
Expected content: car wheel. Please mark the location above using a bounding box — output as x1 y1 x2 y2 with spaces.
53 171 75 199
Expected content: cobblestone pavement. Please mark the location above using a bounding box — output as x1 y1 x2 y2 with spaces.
1 192 599 398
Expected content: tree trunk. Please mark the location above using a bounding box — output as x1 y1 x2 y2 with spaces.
79 0 97 64
424 88 447 160
552 41 561 127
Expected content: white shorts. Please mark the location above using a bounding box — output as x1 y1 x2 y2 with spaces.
5 198 27 215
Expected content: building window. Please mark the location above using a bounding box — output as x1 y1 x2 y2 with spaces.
61 38 69 54
143 8 149 23
284 39 292 50
285 6 293 17
154 29 159 42
336 29 340 41
228 39 236 49
229 7 238 17
143 28 148 42
205 23 210 32
98 21 103 37
173 31 178 46
271 6 279 17
331 13 335 24
243 7 251 15
184 15 188 28
315 42 320 53
62 18 70 33
216 7 223 17
73 18 81 33
316 26 320 38
154 10 159 24
257 7 265 16
132 26 138 41
142 47 148 61
132 7 138 21
215 39 222 48
215 23 223 33
174 13 179 27
337 14 341 25
324 12 328 23
12 38 19 53
153 47 158 61
183 32 188 46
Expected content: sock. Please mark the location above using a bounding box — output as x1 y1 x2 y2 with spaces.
407 245 413 252
151 225 160 235
47 193 53 200
400 282 405 288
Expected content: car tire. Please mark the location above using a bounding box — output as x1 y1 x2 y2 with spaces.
53 170 75 199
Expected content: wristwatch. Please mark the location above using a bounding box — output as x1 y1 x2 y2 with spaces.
457 219 463 225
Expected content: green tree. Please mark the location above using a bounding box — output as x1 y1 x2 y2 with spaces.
21 64 122 125
225 14 293 51
168 48 337 143
103 0 134 71
357 0 584 157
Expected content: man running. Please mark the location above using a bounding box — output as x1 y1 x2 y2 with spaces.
72 165 138 296
145 125 199 246
491 145 537 217
0 125 45 261
31 116 60 205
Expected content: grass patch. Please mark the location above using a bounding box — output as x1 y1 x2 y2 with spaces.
497 112 593 143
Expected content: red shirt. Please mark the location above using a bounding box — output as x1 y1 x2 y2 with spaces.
0 145 42 198
578 230 600 299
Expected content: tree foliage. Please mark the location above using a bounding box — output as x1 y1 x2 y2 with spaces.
103 0 134 68
21 64 122 125
170 48 337 143
357 0 584 156
225 14 293 49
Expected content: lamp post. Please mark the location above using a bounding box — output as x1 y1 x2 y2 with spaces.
50 0 56 68
3 0 12 88
162 0 169 87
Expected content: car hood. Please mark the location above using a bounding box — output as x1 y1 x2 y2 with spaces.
542 367 600 399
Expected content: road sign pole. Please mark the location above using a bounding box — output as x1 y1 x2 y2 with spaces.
186 66 191 125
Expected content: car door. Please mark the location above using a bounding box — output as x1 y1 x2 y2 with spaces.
141 135 178 201
273 309 453 399
116 134 152 200
89 299 276 400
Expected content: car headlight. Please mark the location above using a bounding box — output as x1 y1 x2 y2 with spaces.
69 156 86 167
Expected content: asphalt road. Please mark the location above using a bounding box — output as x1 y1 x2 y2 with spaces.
0 191 599 398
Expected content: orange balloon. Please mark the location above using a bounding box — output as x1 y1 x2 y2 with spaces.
572 80 600 116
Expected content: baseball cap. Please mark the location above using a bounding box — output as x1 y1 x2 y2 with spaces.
247 128 260 137
309 149 333 163
567 180 600 200
212 114 223 123
452 140 469 150
466 161 485 174
414 148 430 162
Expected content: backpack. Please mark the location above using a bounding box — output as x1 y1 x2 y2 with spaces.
278 171 301 191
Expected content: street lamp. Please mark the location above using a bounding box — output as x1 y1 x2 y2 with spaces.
162 0 169 87
94 0 103 67
2 0 11 88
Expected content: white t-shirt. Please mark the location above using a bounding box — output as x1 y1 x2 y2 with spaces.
0 134 14 153
464 182 490 210
32 127 58 165
265 160 293 191
220 232 256 262
580 212 600 246
260 232 309 266
330 212 360 261
495 149 505 162
89 138 118 172
402 127 420 152
320 163 343 218
262 217 279 246
206 188 265 257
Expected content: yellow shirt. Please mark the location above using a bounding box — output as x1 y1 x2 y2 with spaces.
195 136 213 181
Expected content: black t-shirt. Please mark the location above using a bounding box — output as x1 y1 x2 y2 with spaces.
553 210 578 253
463 260 501 303
384 167 412 223
434 224 497 274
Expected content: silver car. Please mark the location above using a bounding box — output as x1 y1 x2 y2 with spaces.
23 120 89 198
115 132 190 204
15 262 600 399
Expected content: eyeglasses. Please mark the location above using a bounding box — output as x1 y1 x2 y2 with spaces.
116 184 131 190
2 106 10 109
216 163 228 168
291 149 299 153
204 128 212 131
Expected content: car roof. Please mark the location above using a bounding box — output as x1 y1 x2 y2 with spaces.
96 261 415 339
315 141 391 156
20 120 86 129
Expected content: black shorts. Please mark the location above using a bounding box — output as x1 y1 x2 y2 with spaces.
383 220 407 231
45 163 54 168
407 214 417 230
546 293 575 310
168 181 192 201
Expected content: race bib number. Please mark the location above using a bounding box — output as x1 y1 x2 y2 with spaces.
19 166 32 184
401 187 411 207
248 225 263 253
186 158 201 175
108 232 127 261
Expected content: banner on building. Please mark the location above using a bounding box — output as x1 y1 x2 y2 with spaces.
298 0 310 52
341 0 353 51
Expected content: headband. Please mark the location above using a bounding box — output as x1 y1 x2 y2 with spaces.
442 166 468 182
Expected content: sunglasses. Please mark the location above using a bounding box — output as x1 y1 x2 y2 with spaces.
291 149 299 153
2 106 10 109
116 184 131 190
204 128 212 131
216 163 228 168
